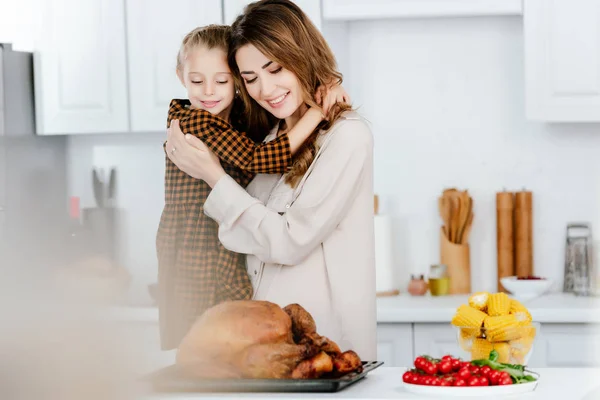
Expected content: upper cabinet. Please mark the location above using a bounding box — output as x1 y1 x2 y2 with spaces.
126 0 222 132
34 0 223 135
224 0 322 30
322 0 522 20
34 0 130 134
524 0 600 122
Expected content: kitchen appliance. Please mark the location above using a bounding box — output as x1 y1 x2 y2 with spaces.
564 223 593 296
0 43 68 272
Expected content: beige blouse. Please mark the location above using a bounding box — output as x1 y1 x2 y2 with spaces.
204 112 377 361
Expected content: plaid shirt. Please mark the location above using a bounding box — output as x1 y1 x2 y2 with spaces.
156 99 291 350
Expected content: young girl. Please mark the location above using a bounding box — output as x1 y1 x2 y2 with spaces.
156 25 347 350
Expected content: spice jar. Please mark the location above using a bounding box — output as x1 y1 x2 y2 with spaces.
408 274 429 296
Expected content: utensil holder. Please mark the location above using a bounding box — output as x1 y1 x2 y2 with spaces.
440 227 471 294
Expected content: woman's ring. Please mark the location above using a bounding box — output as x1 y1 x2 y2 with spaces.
171 147 176 155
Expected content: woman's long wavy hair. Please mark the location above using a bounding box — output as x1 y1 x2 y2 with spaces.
228 0 352 187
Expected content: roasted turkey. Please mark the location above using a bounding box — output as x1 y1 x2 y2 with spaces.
176 300 362 379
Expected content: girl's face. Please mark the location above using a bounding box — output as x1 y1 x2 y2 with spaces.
177 46 235 120
235 44 303 120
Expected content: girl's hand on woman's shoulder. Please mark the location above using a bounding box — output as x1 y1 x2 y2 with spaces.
315 80 351 116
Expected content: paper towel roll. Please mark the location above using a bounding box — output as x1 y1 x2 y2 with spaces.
374 215 396 294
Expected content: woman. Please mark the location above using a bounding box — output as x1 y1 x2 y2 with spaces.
166 0 376 360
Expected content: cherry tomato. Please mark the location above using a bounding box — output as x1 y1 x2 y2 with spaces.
440 379 453 387
454 378 467 387
409 374 420 384
430 377 442 386
467 376 481 386
438 360 453 375
441 355 454 362
498 371 511 382
425 362 438 375
478 376 490 386
488 370 501 385
499 377 513 385
414 357 426 370
422 376 433 386
451 358 462 371
469 365 481 375
460 361 472 369
457 367 471 380
479 366 492 378
403 371 413 383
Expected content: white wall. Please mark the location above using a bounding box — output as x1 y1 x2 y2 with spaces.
331 16 600 293
68 16 600 304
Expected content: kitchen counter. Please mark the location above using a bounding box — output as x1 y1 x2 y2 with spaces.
110 293 600 324
142 367 600 399
377 293 600 323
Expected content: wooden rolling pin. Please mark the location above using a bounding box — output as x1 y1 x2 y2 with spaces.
496 191 515 292
515 190 533 277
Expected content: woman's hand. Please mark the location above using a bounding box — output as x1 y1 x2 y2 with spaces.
165 120 226 188
315 81 351 116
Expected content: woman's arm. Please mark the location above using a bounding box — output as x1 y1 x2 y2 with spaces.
203 119 372 265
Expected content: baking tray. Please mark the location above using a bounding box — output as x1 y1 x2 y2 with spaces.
146 361 383 393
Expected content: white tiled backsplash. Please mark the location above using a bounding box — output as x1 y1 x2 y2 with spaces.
68 17 600 304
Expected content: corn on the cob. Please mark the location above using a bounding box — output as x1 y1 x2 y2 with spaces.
459 328 475 351
471 338 493 360
484 315 521 342
468 292 489 311
493 342 511 363
509 299 532 324
509 339 533 357
451 305 487 329
487 293 511 316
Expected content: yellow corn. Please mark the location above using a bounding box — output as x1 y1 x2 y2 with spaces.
471 338 493 360
509 299 532 324
518 325 537 339
459 328 476 351
484 315 521 342
468 292 490 311
487 293 511 316
493 342 511 363
508 337 533 354
451 305 487 329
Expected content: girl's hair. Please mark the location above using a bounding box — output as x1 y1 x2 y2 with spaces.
228 0 352 187
177 25 247 133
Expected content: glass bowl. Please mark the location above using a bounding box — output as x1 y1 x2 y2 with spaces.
454 322 540 365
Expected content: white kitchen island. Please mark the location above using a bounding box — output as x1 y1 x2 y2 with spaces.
141 367 600 400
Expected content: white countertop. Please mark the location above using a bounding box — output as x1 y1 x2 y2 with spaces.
142 367 600 399
110 293 600 324
377 292 600 323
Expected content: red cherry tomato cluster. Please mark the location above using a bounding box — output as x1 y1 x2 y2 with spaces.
403 355 514 387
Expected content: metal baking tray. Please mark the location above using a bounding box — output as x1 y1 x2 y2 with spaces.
146 361 383 393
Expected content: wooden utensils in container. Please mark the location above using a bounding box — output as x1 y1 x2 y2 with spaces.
438 188 474 294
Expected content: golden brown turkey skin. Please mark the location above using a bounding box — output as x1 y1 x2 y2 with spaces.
176 300 363 379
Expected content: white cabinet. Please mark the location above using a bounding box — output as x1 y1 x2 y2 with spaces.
322 0 522 20
376 323 413 368
413 324 463 361
34 0 130 134
126 0 222 132
34 0 223 135
524 0 600 122
224 0 322 30
410 323 600 368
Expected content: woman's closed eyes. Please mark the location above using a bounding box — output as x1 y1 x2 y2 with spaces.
244 67 283 85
